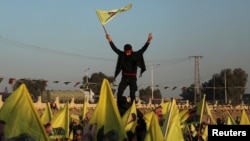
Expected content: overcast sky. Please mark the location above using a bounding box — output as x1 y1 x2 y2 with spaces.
1 0 250 98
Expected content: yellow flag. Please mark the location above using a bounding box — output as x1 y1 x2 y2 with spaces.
121 100 137 133
50 102 70 139
240 109 250 125
190 124 197 137
144 111 164 141
179 109 189 124
196 94 206 124
96 3 132 25
163 99 184 141
40 102 53 125
82 97 89 120
160 101 171 133
89 79 127 141
0 84 49 140
205 102 216 124
201 125 208 141
226 110 236 125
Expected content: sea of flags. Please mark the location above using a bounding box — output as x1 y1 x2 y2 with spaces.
1 78 250 141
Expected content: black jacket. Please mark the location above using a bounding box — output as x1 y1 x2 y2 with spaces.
108 41 150 78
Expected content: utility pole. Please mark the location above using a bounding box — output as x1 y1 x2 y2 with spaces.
84 68 90 90
224 70 227 104
189 56 203 105
149 64 160 101
213 75 215 103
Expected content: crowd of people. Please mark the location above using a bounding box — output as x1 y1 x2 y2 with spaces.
1 99 248 141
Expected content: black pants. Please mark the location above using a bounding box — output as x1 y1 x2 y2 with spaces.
117 76 138 107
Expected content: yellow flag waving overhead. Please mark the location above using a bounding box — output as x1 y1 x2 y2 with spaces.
96 3 132 25
89 78 127 141
0 84 49 140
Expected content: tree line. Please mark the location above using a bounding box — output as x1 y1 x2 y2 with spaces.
12 68 248 105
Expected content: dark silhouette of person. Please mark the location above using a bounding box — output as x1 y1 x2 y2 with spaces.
106 33 153 109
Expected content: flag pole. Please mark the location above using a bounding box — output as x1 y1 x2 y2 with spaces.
102 25 108 34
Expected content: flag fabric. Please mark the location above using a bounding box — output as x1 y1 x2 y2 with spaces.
179 109 189 124
160 101 171 135
201 124 208 141
50 102 70 139
186 94 206 124
82 98 89 121
204 102 216 124
164 86 169 89
226 110 236 125
43 80 48 87
121 100 137 133
74 82 81 87
163 99 184 141
190 124 197 137
40 102 53 125
144 111 164 141
196 94 206 124
8 78 16 85
89 78 127 141
172 86 177 90
64 81 71 85
0 84 49 140
96 3 132 25
239 109 250 125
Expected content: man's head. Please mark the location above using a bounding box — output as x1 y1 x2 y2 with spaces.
44 122 52 134
124 44 133 56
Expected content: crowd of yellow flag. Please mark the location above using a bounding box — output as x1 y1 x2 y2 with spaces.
0 78 250 141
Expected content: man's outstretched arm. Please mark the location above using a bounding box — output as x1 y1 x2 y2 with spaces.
106 34 112 42
139 33 153 53
147 33 153 43
105 34 121 54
